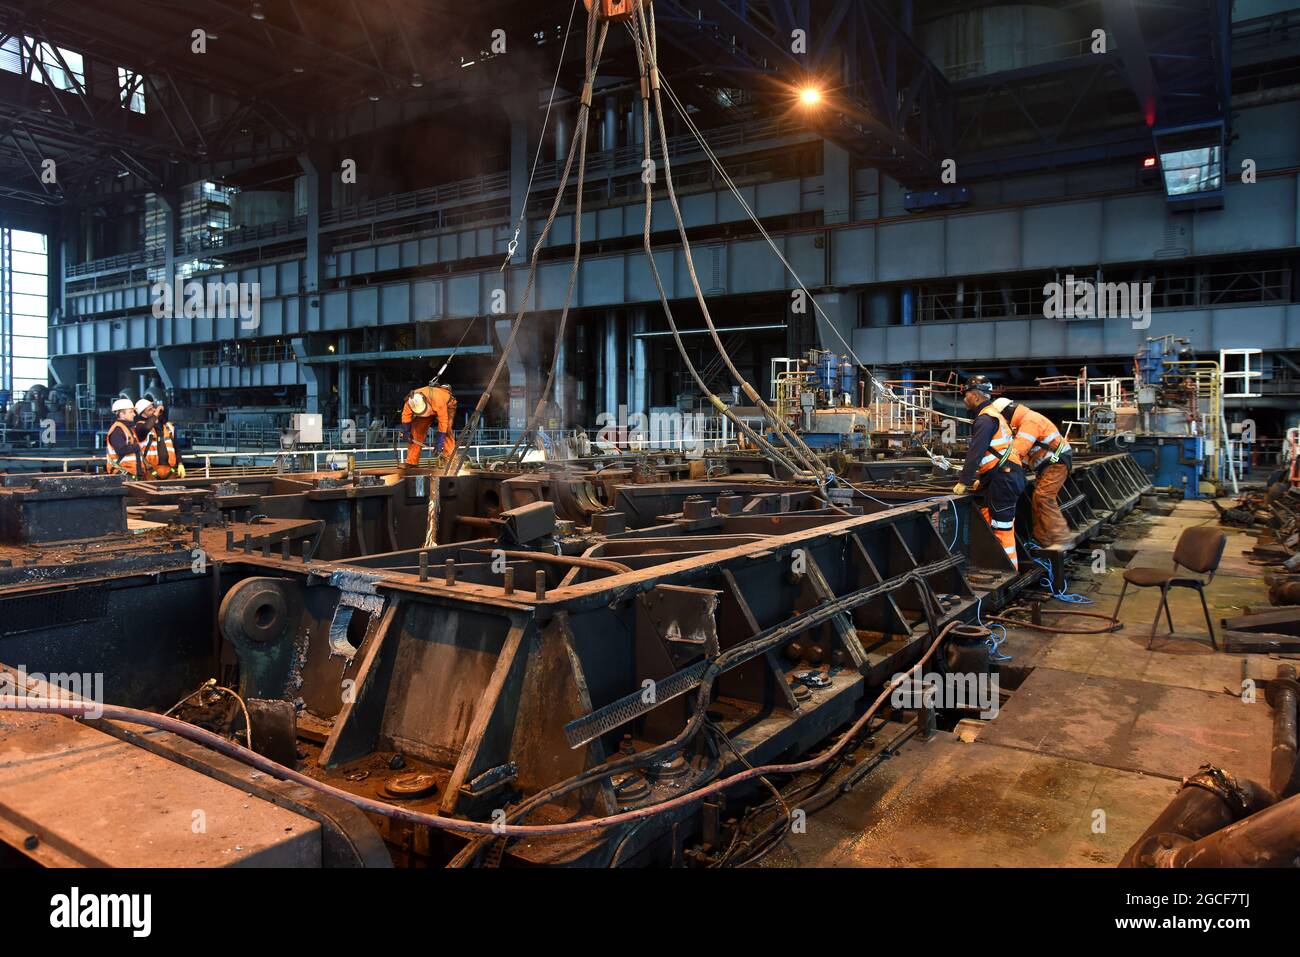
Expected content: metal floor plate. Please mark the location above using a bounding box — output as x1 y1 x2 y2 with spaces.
975 666 1272 783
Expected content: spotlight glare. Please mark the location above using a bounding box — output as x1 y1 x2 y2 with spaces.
799 86 822 106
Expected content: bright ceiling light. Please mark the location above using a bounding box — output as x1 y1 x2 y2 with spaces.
799 86 822 106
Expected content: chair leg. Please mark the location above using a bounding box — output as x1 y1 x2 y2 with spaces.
1112 580 1129 625
1147 588 1169 651
1197 586 1218 651
1163 591 1175 634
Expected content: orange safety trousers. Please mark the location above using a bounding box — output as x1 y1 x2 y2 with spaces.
404 417 458 466
1031 462 1071 547
980 505 1018 571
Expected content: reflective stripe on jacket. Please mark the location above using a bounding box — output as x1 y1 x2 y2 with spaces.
105 420 142 476
976 405 1022 476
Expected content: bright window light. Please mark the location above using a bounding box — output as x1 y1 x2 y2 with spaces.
118 68 146 113
0 36 21 75
1159 146 1222 197
26 39 84 92
3 229 50 396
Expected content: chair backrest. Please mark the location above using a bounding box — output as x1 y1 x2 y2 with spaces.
1173 526 1227 575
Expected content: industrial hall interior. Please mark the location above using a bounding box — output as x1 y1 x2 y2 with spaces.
5 0 1300 877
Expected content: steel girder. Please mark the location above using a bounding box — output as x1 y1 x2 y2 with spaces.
1102 0 1232 132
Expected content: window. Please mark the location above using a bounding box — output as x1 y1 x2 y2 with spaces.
2 229 50 397
1160 146 1223 197
117 67 146 113
1 36 144 114
26 39 84 92
0 36 21 75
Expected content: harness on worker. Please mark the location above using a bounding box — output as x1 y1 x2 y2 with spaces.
980 405 1017 473
999 398 1067 468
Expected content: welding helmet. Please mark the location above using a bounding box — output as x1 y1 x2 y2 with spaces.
112 398 134 414
407 391 429 416
964 375 993 397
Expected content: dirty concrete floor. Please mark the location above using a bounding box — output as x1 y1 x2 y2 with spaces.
762 498 1284 868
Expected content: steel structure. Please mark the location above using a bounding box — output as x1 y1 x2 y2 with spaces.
0 451 1149 866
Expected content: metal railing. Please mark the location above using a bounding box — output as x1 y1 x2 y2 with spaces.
321 171 512 227
176 216 308 256
185 420 733 454
65 249 160 279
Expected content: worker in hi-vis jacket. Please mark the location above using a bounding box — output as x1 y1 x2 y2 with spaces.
952 376 1026 570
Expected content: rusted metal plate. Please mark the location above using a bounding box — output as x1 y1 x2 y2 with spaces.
977 667 1272 783
0 711 321 867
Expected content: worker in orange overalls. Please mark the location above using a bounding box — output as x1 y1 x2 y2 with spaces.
991 396 1071 546
136 397 185 480
400 380 457 467
952 376 1025 570
105 398 146 477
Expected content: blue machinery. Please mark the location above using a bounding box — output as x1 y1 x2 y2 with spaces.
1124 337 1209 498
771 351 868 450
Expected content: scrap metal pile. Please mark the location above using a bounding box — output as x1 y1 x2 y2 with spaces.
1212 480 1300 650
0 453 1149 867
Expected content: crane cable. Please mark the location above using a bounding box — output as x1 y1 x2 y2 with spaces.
648 56 970 426
503 4 814 477
499 0 581 273
502 16 611 466
612 4 813 480
639 2 830 482
442 1 605 477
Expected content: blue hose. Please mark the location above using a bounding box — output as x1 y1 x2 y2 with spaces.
975 595 1012 662
1025 540 1093 604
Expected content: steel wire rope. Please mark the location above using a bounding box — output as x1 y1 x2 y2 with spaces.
635 3 830 482
441 2 605 477
647 55 971 426
501 20 611 467
499 0 581 273
601 6 813 480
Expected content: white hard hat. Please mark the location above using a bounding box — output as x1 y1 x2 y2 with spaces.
135 398 155 414
407 392 428 416
112 398 134 414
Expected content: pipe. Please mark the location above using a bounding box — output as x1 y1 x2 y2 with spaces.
1163 790 1300 867
988 609 1122 635
1268 665 1300 798
1120 765 1275 867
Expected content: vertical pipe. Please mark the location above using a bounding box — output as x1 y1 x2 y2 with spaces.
603 95 618 152
337 338 350 425
604 311 620 421
900 286 915 393
553 323 569 427
630 307 648 419
555 112 570 165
